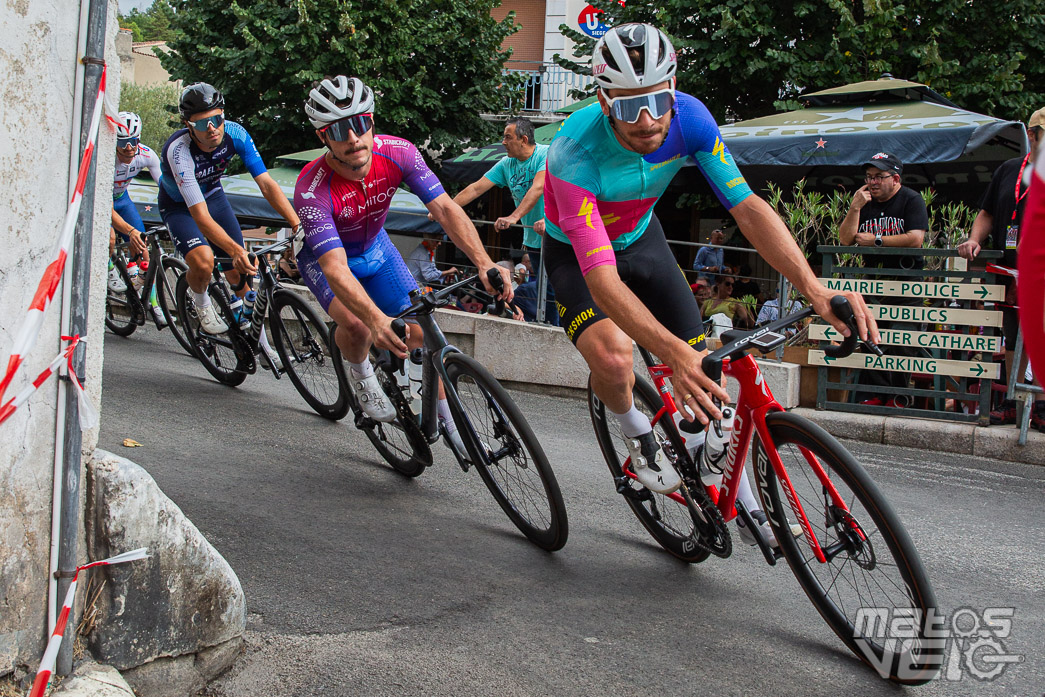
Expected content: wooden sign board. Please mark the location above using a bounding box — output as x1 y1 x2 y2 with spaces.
807 350 1000 379
867 304 1003 327
820 278 1004 301
808 324 1003 353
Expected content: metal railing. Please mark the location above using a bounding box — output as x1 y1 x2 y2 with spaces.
503 61 594 113
814 246 1005 424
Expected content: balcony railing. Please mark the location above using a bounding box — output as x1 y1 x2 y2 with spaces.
503 61 594 113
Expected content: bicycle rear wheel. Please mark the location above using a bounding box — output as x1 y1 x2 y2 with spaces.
157 256 194 356
175 275 250 387
269 290 349 420
444 353 568 552
336 342 431 477
755 411 941 685
105 258 142 337
589 373 712 563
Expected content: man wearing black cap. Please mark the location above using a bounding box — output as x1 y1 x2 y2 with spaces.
840 152 928 406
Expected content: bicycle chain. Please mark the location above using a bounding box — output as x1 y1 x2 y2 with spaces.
679 477 733 558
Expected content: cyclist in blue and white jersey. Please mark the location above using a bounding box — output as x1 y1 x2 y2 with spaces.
110 112 165 318
158 83 300 342
543 24 878 544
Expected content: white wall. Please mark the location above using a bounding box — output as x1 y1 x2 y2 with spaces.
0 0 118 678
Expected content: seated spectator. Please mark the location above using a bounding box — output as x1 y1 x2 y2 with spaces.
514 277 558 325
690 279 711 304
701 276 754 328
733 264 762 300
277 247 300 282
757 293 805 335
407 231 459 287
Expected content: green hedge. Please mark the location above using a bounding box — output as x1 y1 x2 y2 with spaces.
116 82 181 153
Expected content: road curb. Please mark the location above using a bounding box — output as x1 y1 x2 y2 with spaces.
791 407 1045 466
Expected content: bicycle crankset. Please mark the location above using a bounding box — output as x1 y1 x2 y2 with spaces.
679 477 732 558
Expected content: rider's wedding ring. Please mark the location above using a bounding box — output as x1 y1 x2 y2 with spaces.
683 394 693 402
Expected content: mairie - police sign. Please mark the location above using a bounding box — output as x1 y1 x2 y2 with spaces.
820 277 1004 301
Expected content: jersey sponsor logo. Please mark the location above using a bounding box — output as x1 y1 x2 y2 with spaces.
712 138 728 166
564 306 597 340
601 212 621 226
725 176 746 189
307 165 326 193
586 244 612 257
578 196 595 228
649 154 681 171
300 191 316 200
298 205 326 223
687 333 706 346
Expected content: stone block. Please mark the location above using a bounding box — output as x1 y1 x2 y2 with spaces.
884 417 975 454
791 407 886 444
121 654 199 697
86 451 246 672
53 662 134 696
972 425 1045 465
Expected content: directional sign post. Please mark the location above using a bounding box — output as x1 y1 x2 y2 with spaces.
808 324 1003 353
866 304 1003 327
808 350 1000 379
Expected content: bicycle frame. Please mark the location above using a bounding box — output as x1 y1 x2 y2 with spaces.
636 348 857 566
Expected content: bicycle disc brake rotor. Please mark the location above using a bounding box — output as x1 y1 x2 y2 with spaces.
829 505 876 570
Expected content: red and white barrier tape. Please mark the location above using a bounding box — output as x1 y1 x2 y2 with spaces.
28 547 150 697
0 335 98 428
0 64 117 415
986 263 1018 279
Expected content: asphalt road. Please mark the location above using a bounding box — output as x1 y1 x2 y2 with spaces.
97 327 1044 697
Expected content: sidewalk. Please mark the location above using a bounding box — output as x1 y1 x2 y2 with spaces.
793 408 1045 466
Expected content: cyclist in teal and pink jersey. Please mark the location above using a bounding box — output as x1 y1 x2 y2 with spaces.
544 24 877 544
294 76 510 447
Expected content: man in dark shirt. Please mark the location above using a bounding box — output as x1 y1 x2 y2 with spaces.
839 152 928 405
959 107 1044 424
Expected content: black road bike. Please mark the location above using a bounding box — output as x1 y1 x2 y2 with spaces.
174 239 347 419
336 270 569 551
104 225 192 355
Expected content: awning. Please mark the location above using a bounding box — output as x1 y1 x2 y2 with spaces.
126 149 441 234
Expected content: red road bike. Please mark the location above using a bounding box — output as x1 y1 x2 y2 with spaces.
589 297 941 684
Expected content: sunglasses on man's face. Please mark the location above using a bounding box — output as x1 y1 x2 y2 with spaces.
187 114 224 132
321 114 374 142
117 137 140 149
604 87 675 123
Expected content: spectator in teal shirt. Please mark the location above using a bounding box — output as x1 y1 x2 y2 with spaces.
451 117 548 272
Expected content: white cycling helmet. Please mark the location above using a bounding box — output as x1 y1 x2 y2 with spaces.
305 76 375 129
116 111 143 139
592 23 677 90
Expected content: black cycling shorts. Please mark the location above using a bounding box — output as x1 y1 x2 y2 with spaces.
544 215 707 350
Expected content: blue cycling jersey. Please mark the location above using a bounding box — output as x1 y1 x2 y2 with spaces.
158 120 267 207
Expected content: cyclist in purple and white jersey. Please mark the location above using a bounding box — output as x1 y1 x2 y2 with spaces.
294 76 510 445
543 24 878 544
158 83 300 338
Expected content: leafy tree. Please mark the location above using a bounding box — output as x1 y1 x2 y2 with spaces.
116 82 182 153
159 0 520 163
555 1 1045 124
119 0 179 43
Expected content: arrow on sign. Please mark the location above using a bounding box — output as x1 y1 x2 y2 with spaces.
975 286 990 299
823 355 836 364
972 364 986 377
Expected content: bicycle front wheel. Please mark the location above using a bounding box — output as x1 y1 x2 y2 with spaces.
444 353 568 552
589 373 711 563
269 290 349 420
175 275 250 387
755 411 941 685
104 258 142 337
157 256 194 356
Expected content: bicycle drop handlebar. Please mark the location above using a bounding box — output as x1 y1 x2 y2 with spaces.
389 268 514 340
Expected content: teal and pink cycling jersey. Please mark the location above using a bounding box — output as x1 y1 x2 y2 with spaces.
294 135 445 258
544 92 753 274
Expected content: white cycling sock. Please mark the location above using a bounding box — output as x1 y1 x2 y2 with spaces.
611 403 652 439
348 358 374 380
258 326 273 353
736 466 762 515
192 289 211 308
437 398 456 430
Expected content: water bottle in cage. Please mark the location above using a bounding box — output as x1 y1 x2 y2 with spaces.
228 292 247 329
700 406 734 486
